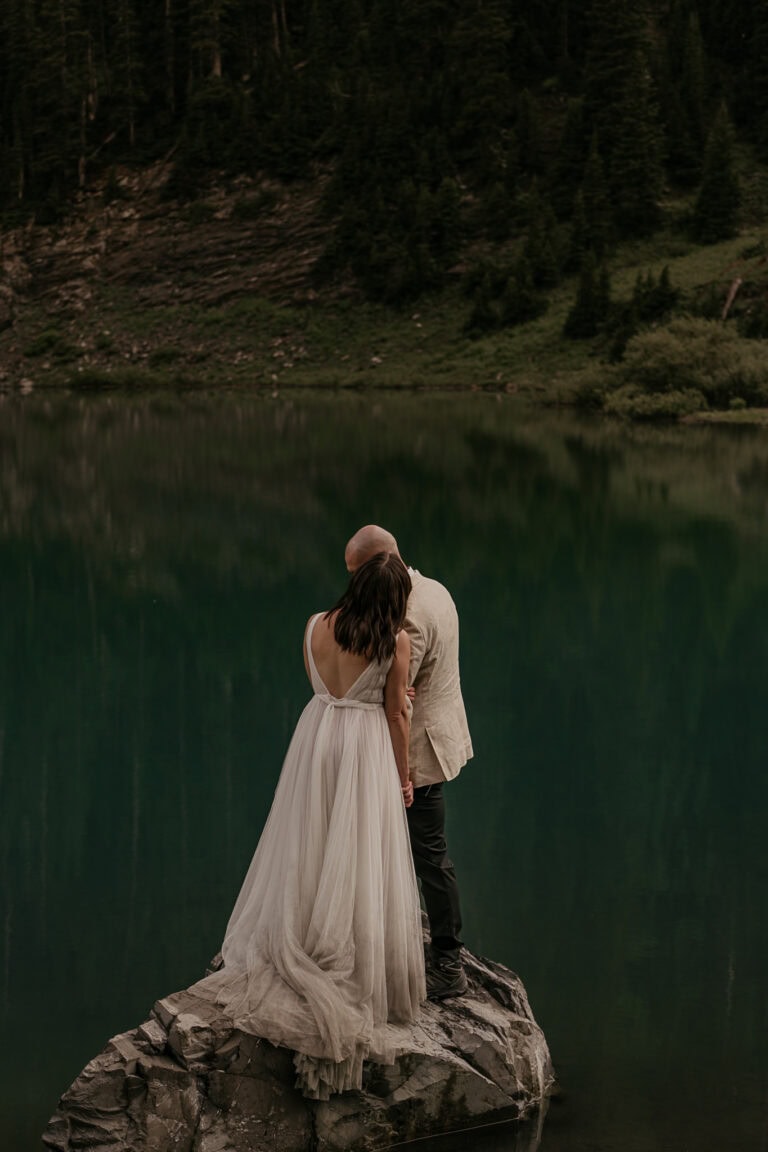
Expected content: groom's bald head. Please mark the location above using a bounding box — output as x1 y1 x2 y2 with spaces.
345 525 400 572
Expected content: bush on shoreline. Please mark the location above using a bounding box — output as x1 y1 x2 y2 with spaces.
601 317 768 418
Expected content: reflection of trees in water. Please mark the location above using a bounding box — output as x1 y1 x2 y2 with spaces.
563 433 625 499
3 393 768 588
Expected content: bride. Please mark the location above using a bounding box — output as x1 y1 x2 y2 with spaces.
191 551 426 1099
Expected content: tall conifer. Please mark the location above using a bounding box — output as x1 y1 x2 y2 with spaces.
751 1 768 158
551 97 589 217
584 0 663 234
692 103 741 242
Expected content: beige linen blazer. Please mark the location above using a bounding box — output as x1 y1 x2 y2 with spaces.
405 569 473 788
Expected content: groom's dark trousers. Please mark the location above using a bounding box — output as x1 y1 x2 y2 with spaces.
406 783 463 958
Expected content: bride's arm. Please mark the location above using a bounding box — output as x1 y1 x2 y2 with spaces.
384 630 413 806
302 615 314 684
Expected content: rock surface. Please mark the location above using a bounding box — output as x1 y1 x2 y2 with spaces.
43 949 554 1152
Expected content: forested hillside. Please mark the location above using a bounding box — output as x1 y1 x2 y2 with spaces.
1 0 766 301
2 0 768 416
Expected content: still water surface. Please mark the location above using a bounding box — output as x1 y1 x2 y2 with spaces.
1 390 767 1151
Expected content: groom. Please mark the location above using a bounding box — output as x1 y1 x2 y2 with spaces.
345 525 473 999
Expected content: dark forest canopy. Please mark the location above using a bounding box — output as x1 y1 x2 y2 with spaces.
1 0 766 300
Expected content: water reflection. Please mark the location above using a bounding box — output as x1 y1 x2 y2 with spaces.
1 391 767 1151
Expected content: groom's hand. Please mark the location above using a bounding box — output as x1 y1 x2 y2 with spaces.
401 781 414 807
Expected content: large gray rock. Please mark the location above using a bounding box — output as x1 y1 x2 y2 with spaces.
43 949 554 1151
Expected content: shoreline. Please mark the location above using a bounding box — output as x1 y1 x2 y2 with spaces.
1 171 767 420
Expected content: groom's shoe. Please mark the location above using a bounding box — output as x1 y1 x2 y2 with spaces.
426 951 468 1001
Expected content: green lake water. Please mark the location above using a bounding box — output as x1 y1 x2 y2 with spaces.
1 390 767 1151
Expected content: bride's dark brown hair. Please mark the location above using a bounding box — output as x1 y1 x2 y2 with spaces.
327 552 411 662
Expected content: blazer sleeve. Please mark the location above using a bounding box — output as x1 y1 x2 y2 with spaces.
405 615 428 687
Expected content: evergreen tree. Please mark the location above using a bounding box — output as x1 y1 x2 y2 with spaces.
750 1 768 158
482 181 515 243
501 256 548 326
664 89 699 187
23 0 91 208
663 3 708 184
465 271 499 335
551 97 589 217
109 0 143 148
431 177 463 264
0 0 759 304
692 103 741 242
580 135 612 257
584 0 663 234
516 89 544 176
632 266 679 321
0 0 34 203
681 10 708 150
447 0 513 180
522 186 561 288
696 0 758 124
567 192 590 271
563 251 610 339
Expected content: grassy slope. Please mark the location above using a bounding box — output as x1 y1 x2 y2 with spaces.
2 179 767 405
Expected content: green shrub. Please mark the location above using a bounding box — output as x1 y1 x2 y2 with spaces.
739 299 768 340
23 329 79 361
24 329 65 357
573 377 611 409
618 317 768 407
740 240 767 260
689 283 725 320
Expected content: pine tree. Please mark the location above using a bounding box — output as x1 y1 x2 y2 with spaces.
551 97 589 217
584 0 663 235
0 0 33 203
500 256 548 327
696 0 758 100
447 0 513 179
465 271 500 335
21 0 91 209
109 0 143 148
632 266 678 322
681 11 708 150
580 135 613 257
750 1 768 158
663 3 708 184
522 186 561 288
563 251 610 339
482 181 515 243
516 89 544 176
692 103 741 242
567 136 612 269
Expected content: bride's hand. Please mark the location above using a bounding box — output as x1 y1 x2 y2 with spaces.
401 781 414 808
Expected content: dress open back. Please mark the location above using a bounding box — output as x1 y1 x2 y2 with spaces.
190 614 425 1098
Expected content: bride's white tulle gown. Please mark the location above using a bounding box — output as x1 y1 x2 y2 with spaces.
191 614 425 1099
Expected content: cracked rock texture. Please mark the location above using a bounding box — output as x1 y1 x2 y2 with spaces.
43 949 554 1151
